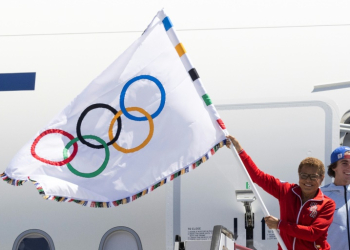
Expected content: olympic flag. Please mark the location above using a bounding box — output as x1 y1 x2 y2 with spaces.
2 10 228 207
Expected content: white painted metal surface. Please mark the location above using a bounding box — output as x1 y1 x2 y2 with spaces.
0 2 349 249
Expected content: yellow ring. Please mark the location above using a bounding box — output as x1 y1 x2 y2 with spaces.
109 107 154 153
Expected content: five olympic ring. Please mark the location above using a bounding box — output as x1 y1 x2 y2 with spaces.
64 135 110 178
120 75 166 121
109 107 154 154
31 129 78 166
76 103 122 149
31 75 166 178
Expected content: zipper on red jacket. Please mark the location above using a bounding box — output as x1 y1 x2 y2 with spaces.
293 191 306 250
292 187 323 250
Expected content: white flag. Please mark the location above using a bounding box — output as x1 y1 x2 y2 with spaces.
2 10 227 207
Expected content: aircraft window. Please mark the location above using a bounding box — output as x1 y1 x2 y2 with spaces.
99 226 143 250
13 229 55 250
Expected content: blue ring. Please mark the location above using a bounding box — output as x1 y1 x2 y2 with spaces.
120 75 166 121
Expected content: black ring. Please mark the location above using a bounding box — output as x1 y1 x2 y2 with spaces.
76 103 122 149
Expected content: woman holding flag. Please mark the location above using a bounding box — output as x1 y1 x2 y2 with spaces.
226 135 335 250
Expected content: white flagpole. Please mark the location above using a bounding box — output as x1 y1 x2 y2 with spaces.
157 9 288 250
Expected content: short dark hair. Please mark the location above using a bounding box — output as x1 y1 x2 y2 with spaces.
298 157 325 176
327 162 337 178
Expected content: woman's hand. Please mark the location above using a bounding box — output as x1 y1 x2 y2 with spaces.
226 135 243 152
264 215 280 229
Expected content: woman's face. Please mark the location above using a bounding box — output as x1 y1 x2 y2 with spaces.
333 159 350 186
299 165 323 198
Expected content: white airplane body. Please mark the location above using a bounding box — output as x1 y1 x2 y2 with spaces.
1 2 350 249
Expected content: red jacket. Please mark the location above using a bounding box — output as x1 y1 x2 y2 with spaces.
239 150 335 250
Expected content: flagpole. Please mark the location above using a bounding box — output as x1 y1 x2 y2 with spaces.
228 142 287 250
157 9 287 250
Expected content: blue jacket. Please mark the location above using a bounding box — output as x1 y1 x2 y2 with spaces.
321 183 350 250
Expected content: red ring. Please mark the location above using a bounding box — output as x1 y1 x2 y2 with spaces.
31 129 78 166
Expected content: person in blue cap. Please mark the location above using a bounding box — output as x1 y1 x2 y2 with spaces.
321 146 350 250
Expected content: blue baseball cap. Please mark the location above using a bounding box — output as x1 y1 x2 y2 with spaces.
331 146 350 164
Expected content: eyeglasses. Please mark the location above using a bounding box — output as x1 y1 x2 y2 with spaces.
299 173 320 181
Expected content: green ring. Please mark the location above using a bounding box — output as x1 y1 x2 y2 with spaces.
63 135 110 178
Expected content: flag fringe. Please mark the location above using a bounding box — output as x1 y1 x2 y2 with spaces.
1 139 226 208
0 172 27 186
